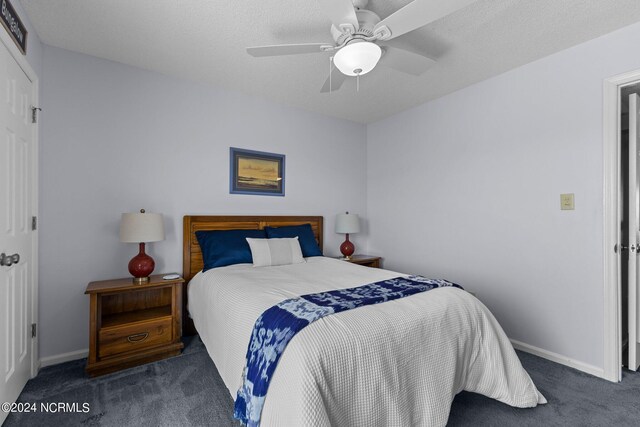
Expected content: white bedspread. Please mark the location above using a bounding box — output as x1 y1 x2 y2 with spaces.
188 257 545 426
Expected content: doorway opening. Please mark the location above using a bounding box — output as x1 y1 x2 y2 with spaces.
604 71 640 382
619 83 640 369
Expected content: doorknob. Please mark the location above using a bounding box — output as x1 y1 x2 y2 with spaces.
0 253 19 267
615 244 628 253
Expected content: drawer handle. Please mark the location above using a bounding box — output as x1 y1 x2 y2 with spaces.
127 332 149 343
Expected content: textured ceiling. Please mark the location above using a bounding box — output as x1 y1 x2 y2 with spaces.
19 0 640 123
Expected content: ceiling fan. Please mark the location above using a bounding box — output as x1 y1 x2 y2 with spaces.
246 0 477 92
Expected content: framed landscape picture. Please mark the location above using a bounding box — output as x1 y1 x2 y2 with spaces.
229 147 285 196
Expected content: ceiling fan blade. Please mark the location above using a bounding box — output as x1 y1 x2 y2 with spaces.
316 0 358 33
320 66 347 93
247 43 331 57
380 46 436 76
373 0 477 41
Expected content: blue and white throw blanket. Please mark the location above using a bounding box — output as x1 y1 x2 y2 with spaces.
233 275 462 426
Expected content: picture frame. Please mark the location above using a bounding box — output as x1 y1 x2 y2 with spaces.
229 147 285 196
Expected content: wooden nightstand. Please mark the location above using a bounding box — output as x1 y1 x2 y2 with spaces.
84 274 184 377
341 254 382 268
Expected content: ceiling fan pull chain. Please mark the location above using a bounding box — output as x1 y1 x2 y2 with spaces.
357 73 360 92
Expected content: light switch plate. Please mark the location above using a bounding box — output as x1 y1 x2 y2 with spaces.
560 193 575 210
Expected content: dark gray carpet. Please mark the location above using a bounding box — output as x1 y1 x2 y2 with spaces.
4 337 640 426
4 337 237 427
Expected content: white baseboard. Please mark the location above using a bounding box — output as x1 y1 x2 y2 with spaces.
38 341 605 380
40 349 88 368
510 339 605 379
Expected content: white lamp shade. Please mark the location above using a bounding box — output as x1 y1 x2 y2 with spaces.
119 212 165 243
334 41 382 77
335 213 360 234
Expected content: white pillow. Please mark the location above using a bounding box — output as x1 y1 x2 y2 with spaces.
246 237 305 267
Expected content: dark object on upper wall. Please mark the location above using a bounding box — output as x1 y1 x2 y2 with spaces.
1 0 28 54
230 147 285 196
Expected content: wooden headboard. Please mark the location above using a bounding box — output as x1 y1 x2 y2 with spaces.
182 215 323 335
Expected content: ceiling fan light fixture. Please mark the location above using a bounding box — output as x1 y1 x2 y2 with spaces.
333 41 382 77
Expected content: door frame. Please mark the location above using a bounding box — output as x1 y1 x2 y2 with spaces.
0 28 39 377
603 70 640 382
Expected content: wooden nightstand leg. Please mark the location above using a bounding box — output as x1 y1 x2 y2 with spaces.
88 294 98 365
173 284 182 338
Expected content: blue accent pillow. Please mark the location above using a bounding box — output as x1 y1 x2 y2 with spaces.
196 229 267 271
264 224 322 257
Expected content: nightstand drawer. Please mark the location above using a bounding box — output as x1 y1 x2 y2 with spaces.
99 317 172 358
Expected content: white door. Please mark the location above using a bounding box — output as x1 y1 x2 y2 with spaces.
628 93 640 371
0 39 36 424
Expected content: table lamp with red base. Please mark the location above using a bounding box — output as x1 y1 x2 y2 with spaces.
119 209 165 284
335 211 360 260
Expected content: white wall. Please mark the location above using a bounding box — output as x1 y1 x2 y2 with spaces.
367 21 640 372
39 45 367 359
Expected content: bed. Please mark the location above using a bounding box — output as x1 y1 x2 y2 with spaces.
183 215 545 426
